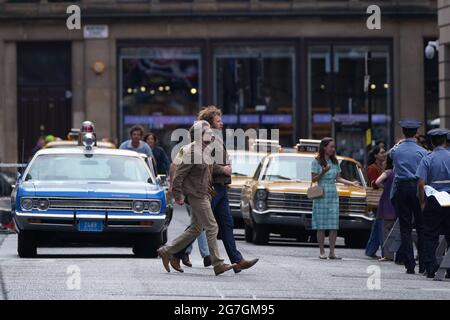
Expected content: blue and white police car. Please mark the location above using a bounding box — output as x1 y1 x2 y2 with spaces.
12 123 172 258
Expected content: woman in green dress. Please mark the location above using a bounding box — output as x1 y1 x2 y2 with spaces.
311 137 360 260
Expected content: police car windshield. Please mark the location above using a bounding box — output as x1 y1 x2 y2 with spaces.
231 153 266 177
262 156 363 184
26 154 152 182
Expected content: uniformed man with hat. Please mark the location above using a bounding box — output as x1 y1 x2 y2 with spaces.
389 119 428 274
416 128 450 278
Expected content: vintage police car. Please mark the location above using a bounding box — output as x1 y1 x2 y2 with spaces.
12 126 172 258
240 152 372 248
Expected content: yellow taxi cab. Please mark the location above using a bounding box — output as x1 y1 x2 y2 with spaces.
227 150 267 228
45 128 116 149
240 142 372 248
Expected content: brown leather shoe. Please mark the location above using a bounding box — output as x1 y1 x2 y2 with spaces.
233 258 259 273
157 247 170 273
214 263 236 276
170 255 184 273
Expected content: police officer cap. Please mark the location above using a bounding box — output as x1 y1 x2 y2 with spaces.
398 119 422 129
427 128 450 137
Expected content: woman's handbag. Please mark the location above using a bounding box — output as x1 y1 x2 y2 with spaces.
307 182 324 200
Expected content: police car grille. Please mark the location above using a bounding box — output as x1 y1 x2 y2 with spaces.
227 187 242 206
48 198 133 211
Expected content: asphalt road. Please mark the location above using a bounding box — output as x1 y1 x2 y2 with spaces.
1 205 450 300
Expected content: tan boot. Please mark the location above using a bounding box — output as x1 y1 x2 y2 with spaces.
169 255 184 273
157 247 170 273
233 258 259 273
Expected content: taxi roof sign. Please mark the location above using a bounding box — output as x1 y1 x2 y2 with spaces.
249 139 281 153
296 139 321 153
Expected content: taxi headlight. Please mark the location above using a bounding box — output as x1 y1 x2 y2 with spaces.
255 189 268 200
133 200 144 213
21 198 33 211
37 199 49 211
148 201 161 213
256 200 267 211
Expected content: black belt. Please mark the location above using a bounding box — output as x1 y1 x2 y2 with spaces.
396 180 418 186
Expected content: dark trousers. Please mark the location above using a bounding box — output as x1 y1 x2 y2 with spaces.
175 184 243 264
423 196 450 274
393 182 425 271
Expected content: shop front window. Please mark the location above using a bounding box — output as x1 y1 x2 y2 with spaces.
119 47 201 150
308 44 391 164
214 45 295 147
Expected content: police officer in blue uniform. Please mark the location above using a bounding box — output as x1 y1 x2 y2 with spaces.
389 120 428 274
416 128 450 278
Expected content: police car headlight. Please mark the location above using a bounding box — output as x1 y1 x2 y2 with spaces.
256 200 267 211
148 201 161 213
37 199 49 211
133 200 145 213
21 198 33 211
255 189 268 200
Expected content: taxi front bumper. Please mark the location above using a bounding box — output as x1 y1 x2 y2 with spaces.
250 208 373 232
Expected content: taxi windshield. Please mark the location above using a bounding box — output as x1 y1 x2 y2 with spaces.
231 153 266 177
25 154 151 182
262 156 363 184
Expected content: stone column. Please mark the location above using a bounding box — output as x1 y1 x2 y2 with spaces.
439 0 450 128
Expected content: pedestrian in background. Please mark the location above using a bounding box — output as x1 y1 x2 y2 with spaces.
416 128 450 278
144 132 170 175
389 119 427 274
119 125 153 158
311 137 360 260
374 155 397 261
364 145 387 259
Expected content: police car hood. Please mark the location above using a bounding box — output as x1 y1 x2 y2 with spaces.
21 181 160 198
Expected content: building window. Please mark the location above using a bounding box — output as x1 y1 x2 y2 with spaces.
119 47 201 149
214 45 295 146
308 44 391 164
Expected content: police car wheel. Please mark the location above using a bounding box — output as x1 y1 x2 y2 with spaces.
252 224 269 245
17 231 37 258
162 229 168 245
244 224 253 243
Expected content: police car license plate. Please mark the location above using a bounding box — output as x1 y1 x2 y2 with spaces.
78 221 103 232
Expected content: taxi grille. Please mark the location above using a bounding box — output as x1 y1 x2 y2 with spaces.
227 187 242 207
48 198 134 211
266 193 367 215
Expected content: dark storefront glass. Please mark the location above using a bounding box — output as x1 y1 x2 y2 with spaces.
424 40 439 132
214 45 295 146
308 44 391 164
120 47 201 151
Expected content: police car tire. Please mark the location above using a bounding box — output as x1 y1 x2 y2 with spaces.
252 224 269 245
17 231 37 258
244 224 254 243
162 229 168 245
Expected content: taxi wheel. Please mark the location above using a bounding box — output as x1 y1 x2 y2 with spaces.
252 224 269 245
133 234 161 258
17 231 37 258
244 224 254 243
